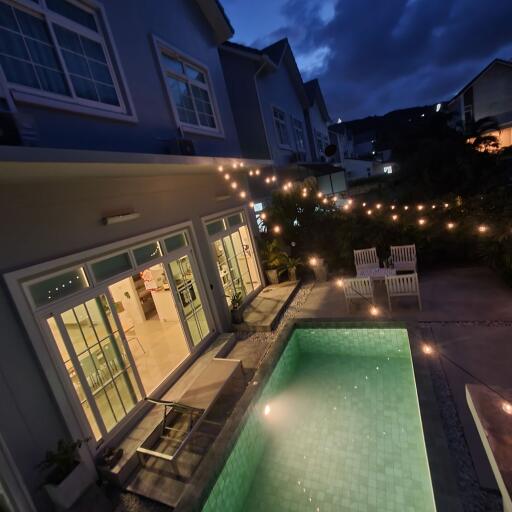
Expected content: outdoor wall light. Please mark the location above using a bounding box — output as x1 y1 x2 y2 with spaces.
102 212 140 225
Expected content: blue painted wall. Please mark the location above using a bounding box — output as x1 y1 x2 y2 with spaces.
257 63 312 166
11 0 241 157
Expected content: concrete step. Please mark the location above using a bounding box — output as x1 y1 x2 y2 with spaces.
234 280 300 332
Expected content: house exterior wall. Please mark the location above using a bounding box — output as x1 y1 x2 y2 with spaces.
7 0 241 158
0 164 251 511
217 50 270 159
304 102 329 161
472 64 512 122
256 65 311 166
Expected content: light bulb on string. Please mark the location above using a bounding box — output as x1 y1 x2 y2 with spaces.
231 181 238 189
404 205 409 210
390 205 396 210
249 201 255 208
392 214 398 221
417 204 424 211
255 169 261 176
224 173 230 180
239 190 246 199
273 225 281 234
447 222 455 230
418 218 426 226
217 165 224 172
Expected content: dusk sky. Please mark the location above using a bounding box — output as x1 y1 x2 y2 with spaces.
223 0 512 121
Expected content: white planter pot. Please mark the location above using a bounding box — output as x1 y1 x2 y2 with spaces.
265 269 279 285
44 463 95 511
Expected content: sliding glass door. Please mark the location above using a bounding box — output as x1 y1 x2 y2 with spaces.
207 212 261 307
33 229 214 444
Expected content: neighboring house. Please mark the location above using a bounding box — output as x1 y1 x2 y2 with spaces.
303 79 331 162
219 38 312 166
0 1 268 510
219 39 346 201
447 58 512 148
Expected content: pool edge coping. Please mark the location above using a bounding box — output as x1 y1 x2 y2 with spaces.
176 319 464 512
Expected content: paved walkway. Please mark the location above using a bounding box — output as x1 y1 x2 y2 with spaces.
300 266 512 491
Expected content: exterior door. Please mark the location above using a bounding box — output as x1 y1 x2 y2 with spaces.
47 293 142 441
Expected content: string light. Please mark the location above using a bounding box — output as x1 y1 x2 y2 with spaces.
232 162 238 168
260 212 267 220
348 198 353 205
217 165 223 172
273 225 281 234
317 192 323 198
239 191 246 199
249 170 254 176
230 181 238 189
417 204 424 211
376 203 382 209
447 222 455 230
271 176 277 182
392 214 398 221
477 224 488 234
444 203 449 208
336 278 344 288
367 209 373 215
224 173 230 180
322 198 328 204
404 205 409 210
369 305 380 316
502 402 512 415
265 177 271 184
362 202 366 207
249 201 255 208
309 257 318 267
332 195 338 202
255 169 260 175
390 205 396 210
239 162 244 167
431 205 436 209
343 204 350 211
418 218 426 226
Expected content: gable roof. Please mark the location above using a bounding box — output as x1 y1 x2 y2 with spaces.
304 79 331 122
449 58 512 104
195 0 234 44
220 38 309 106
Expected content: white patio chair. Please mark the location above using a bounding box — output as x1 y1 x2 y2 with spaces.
390 244 417 272
385 272 422 311
342 277 374 311
354 248 379 276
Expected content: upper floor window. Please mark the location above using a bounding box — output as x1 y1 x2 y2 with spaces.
273 106 289 147
291 117 305 154
314 128 329 159
0 0 129 117
156 40 221 135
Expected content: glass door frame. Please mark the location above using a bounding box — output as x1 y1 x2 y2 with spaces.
204 207 264 311
28 233 215 449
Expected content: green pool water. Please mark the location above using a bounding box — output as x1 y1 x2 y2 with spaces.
202 328 437 512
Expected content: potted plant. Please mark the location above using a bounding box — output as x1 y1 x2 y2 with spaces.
229 291 244 324
37 438 94 511
260 240 286 285
280 255 302 282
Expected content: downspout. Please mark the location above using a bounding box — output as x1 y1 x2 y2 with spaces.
254 56 276 164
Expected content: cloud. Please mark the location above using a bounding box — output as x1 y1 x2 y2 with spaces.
242 0 512 120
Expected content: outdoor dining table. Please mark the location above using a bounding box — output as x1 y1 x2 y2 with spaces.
356 267 397 281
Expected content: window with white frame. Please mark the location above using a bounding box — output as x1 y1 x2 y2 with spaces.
157 44 219 132
315 128 329 158
292 116 305 154
0 0 126 113
273 106 290 147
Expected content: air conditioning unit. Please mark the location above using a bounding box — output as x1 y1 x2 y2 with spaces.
0 112 38 146
168 137 196 156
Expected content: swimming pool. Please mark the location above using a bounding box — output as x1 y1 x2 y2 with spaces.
202 327 437 512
